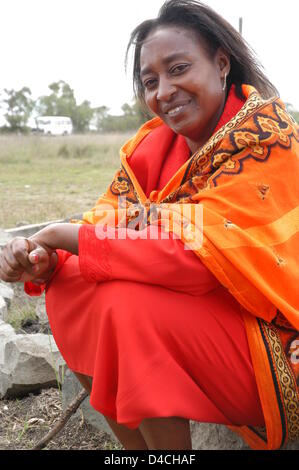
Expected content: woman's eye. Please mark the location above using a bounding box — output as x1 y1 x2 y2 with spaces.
170 64 190 74
143 79 157 89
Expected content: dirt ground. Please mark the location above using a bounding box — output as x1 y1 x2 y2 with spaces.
0 387 123 450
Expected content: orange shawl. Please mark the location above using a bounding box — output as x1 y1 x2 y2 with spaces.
72 84 299 449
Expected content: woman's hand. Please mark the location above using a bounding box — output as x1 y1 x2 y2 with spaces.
0 222 80 285
0 236 57 284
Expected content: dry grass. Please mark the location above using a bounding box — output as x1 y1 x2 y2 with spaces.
0 388 122 450
0 133 131 228
5 282 44 333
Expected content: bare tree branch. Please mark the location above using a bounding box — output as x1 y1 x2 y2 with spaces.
33 389 88 450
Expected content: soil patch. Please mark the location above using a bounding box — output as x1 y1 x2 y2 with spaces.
0 387 122 450
15 316 52 335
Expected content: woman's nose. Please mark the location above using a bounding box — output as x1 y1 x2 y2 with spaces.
156 77 176 101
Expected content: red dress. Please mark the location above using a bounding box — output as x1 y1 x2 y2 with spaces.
25 87 265 430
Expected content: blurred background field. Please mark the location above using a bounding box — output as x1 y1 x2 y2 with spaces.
0 133 130 229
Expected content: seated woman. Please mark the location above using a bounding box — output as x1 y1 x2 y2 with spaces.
0 0 298 451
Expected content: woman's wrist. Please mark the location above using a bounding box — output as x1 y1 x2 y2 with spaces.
30 223 80 255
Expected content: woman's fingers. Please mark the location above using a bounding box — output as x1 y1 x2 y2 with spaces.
0 236 56 284
3 247 29 276
27 249 53 279
0 261 22 282
11 239 50 272
24 251 58 284
2 237 32 273
27 247 51 266
0 237 44 282
0 239 26 282
11 238 39 273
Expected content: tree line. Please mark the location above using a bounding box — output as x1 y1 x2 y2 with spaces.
0 80 152 134
1 81 298 134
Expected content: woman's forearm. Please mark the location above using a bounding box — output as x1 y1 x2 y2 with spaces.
78 224 220 296
30 223 80 255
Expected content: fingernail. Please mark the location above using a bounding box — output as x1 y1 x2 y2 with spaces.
33 254 39 262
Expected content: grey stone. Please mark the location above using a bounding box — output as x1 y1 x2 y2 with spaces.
62 368 114 438
0 320 17 396
0 296 8 321
0 282 14 309
190 422 299 450
35 293 49 325
0 229 13 249
5 220 64 239
0 319 16 364
16 221 30 227
190 421 250 449
0 218 81 250
285 440 299 450
0 332 66 398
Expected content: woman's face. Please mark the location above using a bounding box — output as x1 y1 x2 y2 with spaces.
140 26 230 152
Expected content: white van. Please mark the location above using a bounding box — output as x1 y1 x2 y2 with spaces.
35 116 73 136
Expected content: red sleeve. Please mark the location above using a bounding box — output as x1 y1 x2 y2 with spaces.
78 224 220 296
24 249 73 296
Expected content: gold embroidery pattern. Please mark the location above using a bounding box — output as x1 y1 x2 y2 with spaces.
161 93 298 205
257 116 289 144
110 167 139 204
161 90 267 203
111 177 130 194
233 130 264 155
261 318 299 445
192 91 266 174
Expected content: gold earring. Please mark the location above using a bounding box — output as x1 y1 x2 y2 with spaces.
222 73 227 92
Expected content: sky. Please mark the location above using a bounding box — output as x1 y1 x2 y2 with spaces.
0 0 298 124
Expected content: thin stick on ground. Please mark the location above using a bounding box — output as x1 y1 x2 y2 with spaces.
33 389 88 450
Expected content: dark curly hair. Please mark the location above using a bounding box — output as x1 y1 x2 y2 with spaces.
126 0 278 106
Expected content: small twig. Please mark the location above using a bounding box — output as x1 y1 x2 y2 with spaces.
79 407 85 427
33 389 88 450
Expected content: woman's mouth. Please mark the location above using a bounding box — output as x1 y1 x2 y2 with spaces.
164 101 191 118
168 105 184 116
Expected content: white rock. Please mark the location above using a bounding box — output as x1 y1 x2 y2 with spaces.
0 333 66 398
0 319 16 364
190 421 250 449
62 368 113 437
35 294 49 325
0 282 14 309
0 296 7 321
0 228 13 249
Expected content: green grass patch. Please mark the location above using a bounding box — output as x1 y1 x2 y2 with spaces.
6 304 37 331
0 133 131 228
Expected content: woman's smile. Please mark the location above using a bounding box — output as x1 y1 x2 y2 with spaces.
162 99 193 119
140 26 230 152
